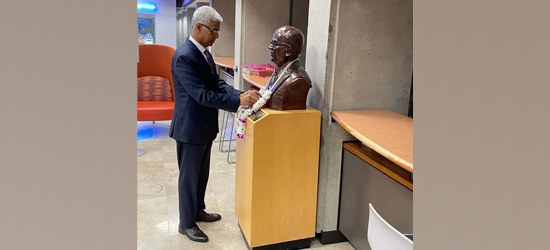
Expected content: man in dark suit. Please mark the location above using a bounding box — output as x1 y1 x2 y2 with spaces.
169 6 260 243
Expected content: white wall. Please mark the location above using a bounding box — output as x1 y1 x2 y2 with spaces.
138 0 176 48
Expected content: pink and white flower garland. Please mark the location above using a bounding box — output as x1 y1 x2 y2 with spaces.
235 88 271 139
235 58 299 139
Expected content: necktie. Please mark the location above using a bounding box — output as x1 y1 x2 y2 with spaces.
269 69 282 90
268 69 277 90
204 50 213 74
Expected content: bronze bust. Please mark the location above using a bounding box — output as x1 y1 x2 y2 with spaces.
265 26 312 111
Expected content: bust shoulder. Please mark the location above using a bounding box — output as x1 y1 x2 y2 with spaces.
290 66 311 81
268 66 312 111
287 67 312 87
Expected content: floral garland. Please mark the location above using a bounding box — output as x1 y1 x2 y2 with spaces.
235 58 299 139
235 88 271 139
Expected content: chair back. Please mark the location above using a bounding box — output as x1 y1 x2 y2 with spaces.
367 203 413 250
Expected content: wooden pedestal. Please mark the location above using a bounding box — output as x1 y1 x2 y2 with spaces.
235 107 321 249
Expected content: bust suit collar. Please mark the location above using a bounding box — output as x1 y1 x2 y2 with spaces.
270 59 301 93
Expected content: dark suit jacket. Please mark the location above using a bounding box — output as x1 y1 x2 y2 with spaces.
169 38 242 143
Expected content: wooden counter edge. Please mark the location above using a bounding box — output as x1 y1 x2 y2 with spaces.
213 57 234 69
344 142 413 191
331 111 413 173
242 72 266 89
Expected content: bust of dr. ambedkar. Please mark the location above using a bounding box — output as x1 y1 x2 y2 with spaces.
265 26 312 111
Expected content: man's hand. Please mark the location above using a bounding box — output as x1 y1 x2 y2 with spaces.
239 90 261 106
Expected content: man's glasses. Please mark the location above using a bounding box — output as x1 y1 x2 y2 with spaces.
200 24 219 35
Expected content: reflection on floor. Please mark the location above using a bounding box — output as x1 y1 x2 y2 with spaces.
137 113 354 250
137 121 171 141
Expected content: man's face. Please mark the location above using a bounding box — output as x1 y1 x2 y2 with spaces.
197 20 220 47
269 33 290 67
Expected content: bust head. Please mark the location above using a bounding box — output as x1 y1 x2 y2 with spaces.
269 26 304 67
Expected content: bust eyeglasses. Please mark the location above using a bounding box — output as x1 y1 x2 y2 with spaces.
269 41 291 50
200 24 220 35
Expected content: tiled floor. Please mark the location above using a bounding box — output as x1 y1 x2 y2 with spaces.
137 114 355 250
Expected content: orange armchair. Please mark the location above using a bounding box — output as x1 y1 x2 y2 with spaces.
137 44 176 121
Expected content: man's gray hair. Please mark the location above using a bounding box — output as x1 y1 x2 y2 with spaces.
192 6 223 27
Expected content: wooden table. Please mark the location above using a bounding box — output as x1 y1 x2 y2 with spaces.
213 57 271 89
332 109 413 250
330 110 413 172
242 72 269 89
213 56 234 69
213 56 235 85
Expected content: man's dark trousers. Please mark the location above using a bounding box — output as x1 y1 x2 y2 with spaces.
176 140 213 228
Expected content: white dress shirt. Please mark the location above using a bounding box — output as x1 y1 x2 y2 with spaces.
189 36 209 62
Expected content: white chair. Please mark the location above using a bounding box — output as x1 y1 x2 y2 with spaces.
367 203 413 250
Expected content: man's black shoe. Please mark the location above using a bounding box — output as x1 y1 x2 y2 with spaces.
179 225 208 242
196 210 221 222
